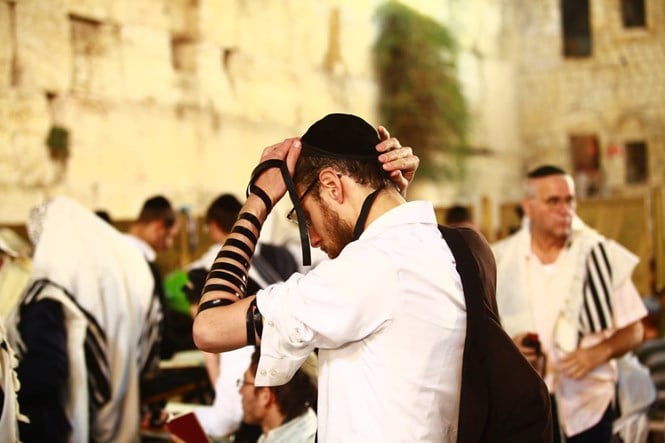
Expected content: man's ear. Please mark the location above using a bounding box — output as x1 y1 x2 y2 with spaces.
257 386 274 407
318 168 343 203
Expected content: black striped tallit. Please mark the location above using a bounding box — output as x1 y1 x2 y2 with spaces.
578 242 614 334
21 279 112 409
138 286 163 376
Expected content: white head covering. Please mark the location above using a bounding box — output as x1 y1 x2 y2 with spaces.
16 196 155 442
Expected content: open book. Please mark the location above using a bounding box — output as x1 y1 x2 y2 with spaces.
167 412 209 443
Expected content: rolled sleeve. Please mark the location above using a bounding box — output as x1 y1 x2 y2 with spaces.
256 282 314 386
612 278 647 329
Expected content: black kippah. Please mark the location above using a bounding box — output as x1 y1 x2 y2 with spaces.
301 113 381 160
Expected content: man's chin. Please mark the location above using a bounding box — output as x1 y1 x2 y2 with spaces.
322 247 339 259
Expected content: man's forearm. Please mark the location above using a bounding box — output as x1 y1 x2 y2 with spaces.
595 320 644 362
192 193 269 352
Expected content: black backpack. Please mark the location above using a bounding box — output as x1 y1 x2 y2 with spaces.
439 226 553 443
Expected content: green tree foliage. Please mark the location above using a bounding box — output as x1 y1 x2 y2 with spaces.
45 125 70 163
374 1 470 180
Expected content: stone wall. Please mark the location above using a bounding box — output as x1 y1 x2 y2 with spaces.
0 0 384 232
1 0 661 247
513 0 665 197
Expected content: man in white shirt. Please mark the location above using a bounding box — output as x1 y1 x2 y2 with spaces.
193 113 464 442
237 348 317 443
124 195 185 364
492 165 646 442
186 193 297 440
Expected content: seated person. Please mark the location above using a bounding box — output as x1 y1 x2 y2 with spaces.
236 348 317 443
636 294 665 423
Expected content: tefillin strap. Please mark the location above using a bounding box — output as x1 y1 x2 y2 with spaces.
245 298 263 346
197 297 233 315
198 260 248 308
246 158 311 266
352 183 386 241
199 160 307 318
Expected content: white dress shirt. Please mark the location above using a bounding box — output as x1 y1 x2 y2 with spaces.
257 407 317 443
256 201 466 442
493 224 647 436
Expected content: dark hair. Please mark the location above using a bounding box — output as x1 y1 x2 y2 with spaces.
249 349 317 423
293 155 386 198
527 165 567 179
205 194 242 233
137 195 176 228
94 209 112 224
445 205 472 225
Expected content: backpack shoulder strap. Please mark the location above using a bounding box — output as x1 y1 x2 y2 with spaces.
438 225 489 352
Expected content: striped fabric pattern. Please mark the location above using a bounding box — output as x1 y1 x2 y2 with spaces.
138 288 163 377
579 242 614 334
22 279 112 409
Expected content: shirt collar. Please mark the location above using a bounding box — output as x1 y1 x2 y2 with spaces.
124 233 156 262
360 200 437 240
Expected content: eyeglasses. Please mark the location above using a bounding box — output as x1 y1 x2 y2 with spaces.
236 378 254 388
286 178 320 226
286 174 342 226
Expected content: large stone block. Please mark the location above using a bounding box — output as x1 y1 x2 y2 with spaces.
110 0 169 30
0 92 58 193
70 17 125 98
15 0 71 92
0 2 13 90
66 0 113 23
120 25 178 103
193 41 236 112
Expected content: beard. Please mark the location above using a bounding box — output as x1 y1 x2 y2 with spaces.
319 201 355 259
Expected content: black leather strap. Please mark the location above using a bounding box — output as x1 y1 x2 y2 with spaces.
216 250 250 270
197 297 233 315
231 225 258 246
211 261 247 282
239 212 262 231
253 304 264 338
352 184 386 241
223 238 254 258
201 283 242 298
246 298 258 346
208 270 247 293
246 159 311 266
248 184 273 213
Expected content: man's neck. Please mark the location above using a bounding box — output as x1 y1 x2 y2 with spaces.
358 186 405 230
529 231 566 264
261 409 286 435
126 227 156 261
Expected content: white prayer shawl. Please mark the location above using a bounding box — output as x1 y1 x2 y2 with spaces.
493 216 640 435
0 319 26 443
14 196 155 443
494 216 638 349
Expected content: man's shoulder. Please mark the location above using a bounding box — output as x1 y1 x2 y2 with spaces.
490 230 522 257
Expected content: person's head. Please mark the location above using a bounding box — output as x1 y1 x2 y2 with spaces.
445 205 475 228
205 194 242 243
133 195 180 253
239 348 317 433
290 113 394 258
522 165 576 244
